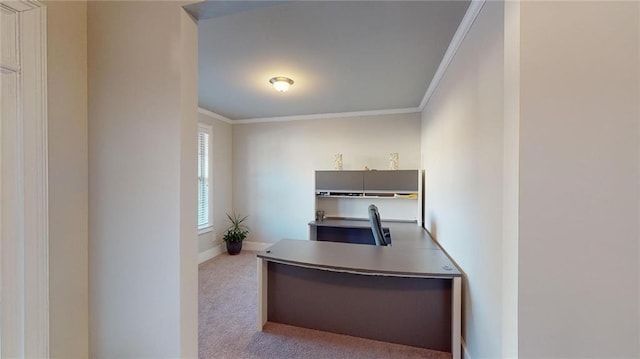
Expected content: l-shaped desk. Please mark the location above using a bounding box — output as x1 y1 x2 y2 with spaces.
256 219 462 358
308 218 443 249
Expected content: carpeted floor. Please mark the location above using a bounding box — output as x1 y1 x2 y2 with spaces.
199 250 452 359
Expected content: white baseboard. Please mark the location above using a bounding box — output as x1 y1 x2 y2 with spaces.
198 244 223 264
243 241 273 252
199 242 272 262
461 337 471 359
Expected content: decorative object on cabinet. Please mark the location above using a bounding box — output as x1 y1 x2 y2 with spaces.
223 212 249 255
334 154 343 170
389 152 399 170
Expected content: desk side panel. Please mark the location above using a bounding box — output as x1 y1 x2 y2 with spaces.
257 258 268 330
267 262 452 352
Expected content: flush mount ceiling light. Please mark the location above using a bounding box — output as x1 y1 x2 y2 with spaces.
269 77 294 92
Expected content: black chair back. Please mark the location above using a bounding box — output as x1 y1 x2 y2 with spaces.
368 204 389 246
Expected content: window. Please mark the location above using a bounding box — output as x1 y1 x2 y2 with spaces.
198 124 213 231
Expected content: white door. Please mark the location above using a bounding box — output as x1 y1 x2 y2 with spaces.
0 2 48 357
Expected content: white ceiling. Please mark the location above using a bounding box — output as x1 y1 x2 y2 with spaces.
189 1 470 121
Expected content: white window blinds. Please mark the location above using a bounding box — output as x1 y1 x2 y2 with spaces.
198 125 212 229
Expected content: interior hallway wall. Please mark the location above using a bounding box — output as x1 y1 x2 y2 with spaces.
87 2 198 357
420 2 506 357
232 113 421 243
197 112 233 254
46 1 89 357
517 2 640 357
179 9 198 355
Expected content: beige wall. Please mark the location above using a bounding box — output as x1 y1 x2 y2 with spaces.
232 113 421 243
198 113 233 253
421 2 507 357
46 1 89 358
179 10 198 357
501 1 520 356
518 2 639 357
423 1 640 358
87 2 198 357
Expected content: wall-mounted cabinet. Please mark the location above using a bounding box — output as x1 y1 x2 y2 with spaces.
315 170 419 195
364 170 418 194
315 170 364 193
314 170 423 223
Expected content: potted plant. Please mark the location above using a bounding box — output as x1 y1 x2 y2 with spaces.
223 212 249 255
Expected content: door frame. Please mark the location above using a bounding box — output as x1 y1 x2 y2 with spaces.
1 0 48 357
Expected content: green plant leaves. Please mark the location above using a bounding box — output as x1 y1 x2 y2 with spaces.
223 212 249 242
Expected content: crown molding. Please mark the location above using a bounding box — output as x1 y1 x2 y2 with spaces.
198 107 233 124
234 107 420 125
418 0 486 111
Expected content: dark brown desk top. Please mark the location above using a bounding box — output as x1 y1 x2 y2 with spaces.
257 239 461 278
308 219 441 250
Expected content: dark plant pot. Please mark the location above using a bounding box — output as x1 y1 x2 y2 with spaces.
226 241 242 255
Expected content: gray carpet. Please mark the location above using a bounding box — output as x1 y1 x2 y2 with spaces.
199 250 452 359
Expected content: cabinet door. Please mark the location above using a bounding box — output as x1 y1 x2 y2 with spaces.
315 171 363 193
364 170 418 193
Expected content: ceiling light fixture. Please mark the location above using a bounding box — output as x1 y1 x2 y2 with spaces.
269 77 294 92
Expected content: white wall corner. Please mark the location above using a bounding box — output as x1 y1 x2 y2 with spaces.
502 0 520 357
198 244 223 264
198 107 233 124
418 0 486 111
461 337 472 359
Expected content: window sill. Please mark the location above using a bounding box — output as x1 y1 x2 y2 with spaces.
198 226 213 235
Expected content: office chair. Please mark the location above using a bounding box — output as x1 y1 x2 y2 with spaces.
368 204 391 246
